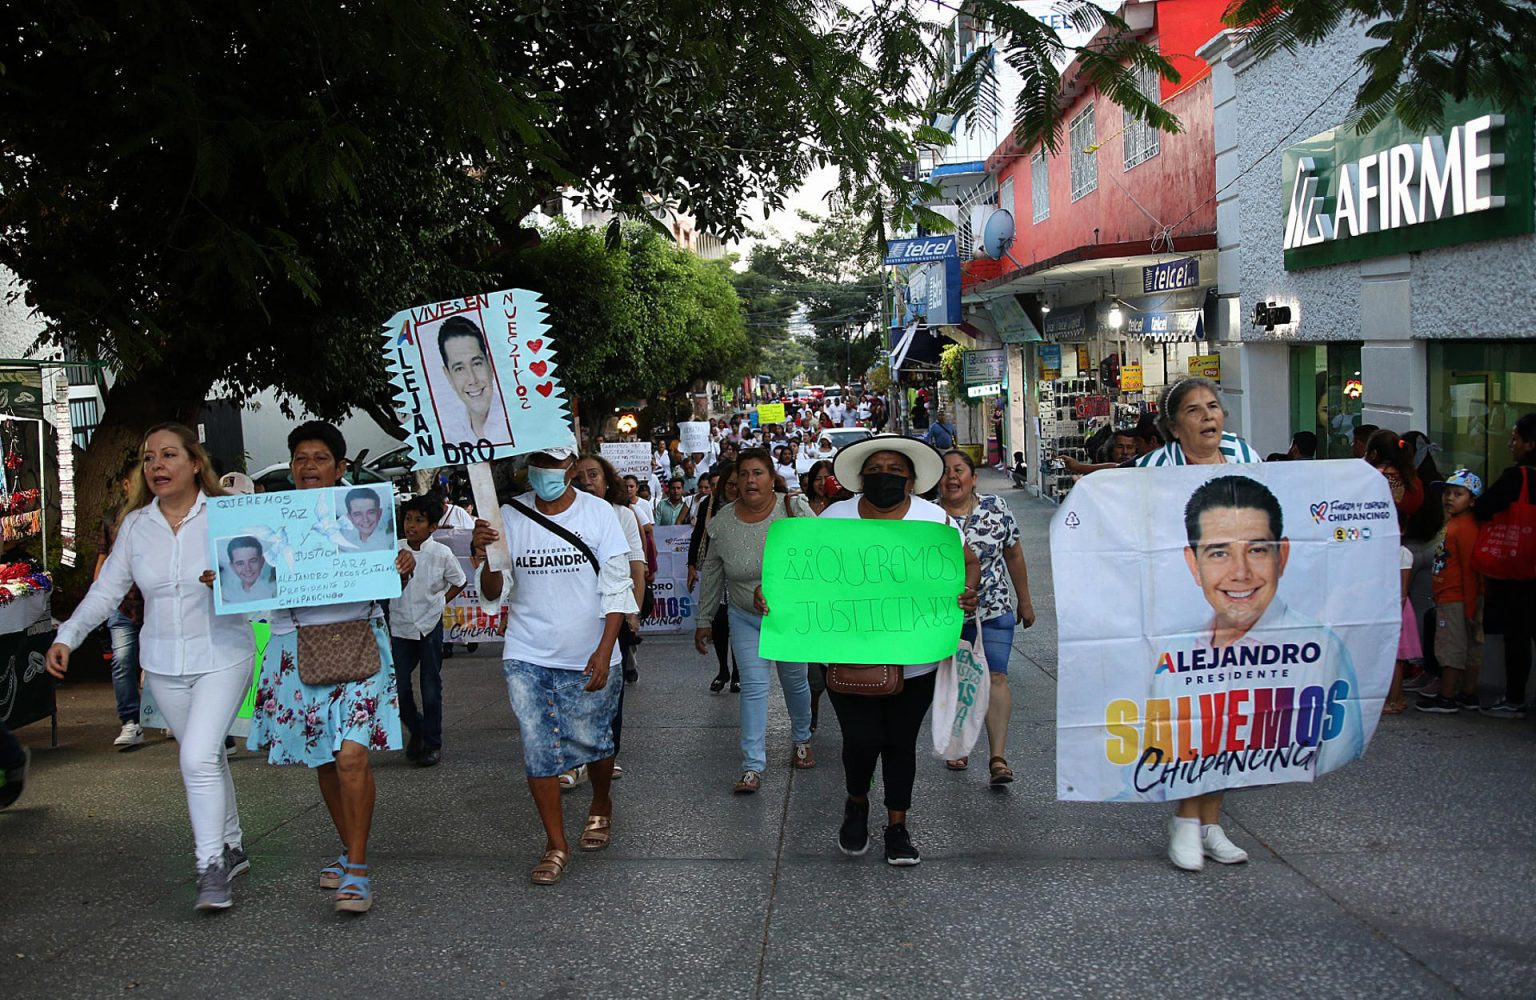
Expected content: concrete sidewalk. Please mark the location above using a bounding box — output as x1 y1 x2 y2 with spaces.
2 473 1534 999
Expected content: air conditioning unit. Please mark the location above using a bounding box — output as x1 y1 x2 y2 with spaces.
969 205 991 259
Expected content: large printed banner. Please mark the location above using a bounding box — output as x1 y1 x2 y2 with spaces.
382 289 574 468
439 529 504 644
208 484 402 615
640 525 696 634
759 518 965 664
1052 461 1397 802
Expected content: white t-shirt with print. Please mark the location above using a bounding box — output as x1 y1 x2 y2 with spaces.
497 491 631 670
820 495 962 678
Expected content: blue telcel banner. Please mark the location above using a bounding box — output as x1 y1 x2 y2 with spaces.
208 483 401 615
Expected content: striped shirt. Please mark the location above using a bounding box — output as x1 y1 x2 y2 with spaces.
1134 432 1261 467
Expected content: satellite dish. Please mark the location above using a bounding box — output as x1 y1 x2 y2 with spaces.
981 208 1016 261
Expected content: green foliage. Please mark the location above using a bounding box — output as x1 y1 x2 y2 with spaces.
1223 0 1536 134
940 344 972 411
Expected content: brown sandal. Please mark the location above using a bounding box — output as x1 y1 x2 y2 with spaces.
531 848 569 885
988 756 1015 785
580 814 612 852
945 756 969 771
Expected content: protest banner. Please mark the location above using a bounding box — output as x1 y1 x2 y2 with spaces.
207 483 402 615
679 421 711 456
640 525 695 634
439 529 505 644
382 288 576 570
601 442 653 482
1051 460 1397 802
756 402 786 425
758 518 965 663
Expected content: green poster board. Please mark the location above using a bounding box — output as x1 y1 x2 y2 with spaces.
758 518 964 664
237 622 271 720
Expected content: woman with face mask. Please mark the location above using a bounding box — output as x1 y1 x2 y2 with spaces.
768 435 980 866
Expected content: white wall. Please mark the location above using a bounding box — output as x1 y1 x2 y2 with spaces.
238 389 403 473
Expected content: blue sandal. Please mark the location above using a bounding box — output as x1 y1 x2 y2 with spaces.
334 864 371 914
319 852 348 890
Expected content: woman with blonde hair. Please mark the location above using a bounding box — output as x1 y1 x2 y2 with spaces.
48 423 255 912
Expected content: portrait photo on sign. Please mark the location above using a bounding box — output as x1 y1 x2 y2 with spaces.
216 534 281 606
1051 461 1398 803
319 484 397 553
413 310 516 451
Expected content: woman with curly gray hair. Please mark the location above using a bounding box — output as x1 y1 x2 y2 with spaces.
1136 378 1260 468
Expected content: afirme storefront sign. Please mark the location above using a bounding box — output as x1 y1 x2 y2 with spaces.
1281 101 1533 270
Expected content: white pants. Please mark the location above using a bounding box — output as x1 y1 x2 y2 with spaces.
143 666 250 868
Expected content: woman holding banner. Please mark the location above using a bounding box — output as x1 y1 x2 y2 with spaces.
791 435 980 866
247 421 414 914
1137 378 1260 871
937 449 1036 783
696 449 816 792
47 423 255 912
688 461 740 692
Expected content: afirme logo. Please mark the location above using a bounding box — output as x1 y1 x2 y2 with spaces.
1284 114 1506 251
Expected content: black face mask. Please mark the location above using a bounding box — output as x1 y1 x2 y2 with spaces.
863 471 909 509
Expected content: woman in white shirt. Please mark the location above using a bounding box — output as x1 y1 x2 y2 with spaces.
47 423 255 912
246 421 416 915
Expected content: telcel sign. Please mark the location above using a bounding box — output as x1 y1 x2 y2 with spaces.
883 235 958 266
1281 102 1533 270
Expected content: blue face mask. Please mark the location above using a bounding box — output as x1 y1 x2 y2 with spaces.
527 465 569 502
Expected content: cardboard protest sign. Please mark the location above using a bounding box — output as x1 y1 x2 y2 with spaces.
1051 461 1397 802
756 402 786 425
208 484 402 615
639 525 695 634
601 442 652 482
758 519 965 663
382 288 574 468
438 529 504 644
679 421 711 456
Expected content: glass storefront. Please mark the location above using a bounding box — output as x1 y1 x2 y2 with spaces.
1429 342 1536 482
1290 343 1363 458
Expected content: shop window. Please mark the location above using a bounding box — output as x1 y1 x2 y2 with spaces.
1122 63 1161 171
1429 342 1536 483
1289 344 1362 459
1069 106 1097 202
1030 151 1049 223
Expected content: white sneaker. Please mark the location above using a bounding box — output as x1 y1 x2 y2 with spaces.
1201 824 1249 864
113 722 145 750
1168 818 1204 871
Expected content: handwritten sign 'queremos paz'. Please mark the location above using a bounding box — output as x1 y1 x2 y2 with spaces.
758 519 964 664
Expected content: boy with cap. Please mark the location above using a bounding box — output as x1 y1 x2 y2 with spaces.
1417 469 1485 714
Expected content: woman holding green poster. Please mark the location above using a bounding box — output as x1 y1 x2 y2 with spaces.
798 435 979 867
247 421 415 914
696 449 816 793
47 423 256 912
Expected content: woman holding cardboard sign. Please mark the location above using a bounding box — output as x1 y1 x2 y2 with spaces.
48 423 256 912
247 421 415 915
696 449 816 793
762 435 979 867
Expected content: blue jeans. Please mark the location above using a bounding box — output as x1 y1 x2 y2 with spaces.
728 606 812 774
393 623 445 749
108 610 141 724
960 611 1016 674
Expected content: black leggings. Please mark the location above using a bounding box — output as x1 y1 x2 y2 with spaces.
711 602 737 681
0 719 22 772
1488 578 1536 704
828 671 936 813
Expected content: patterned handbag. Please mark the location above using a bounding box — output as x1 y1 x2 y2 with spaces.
296 620 380 686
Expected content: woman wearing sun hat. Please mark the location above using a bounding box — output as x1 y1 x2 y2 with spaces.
761 434 979 867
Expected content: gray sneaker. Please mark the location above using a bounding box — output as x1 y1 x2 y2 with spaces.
194 859 233 911
1481 698 1528 719
223 843 249 878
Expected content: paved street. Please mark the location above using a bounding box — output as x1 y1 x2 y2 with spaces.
3 472 1534 999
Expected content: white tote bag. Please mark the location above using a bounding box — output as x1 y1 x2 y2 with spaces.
931 618 990 758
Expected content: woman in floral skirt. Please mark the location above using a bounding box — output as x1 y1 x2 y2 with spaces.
248 420 414 914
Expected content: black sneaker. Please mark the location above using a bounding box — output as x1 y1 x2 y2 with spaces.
838 798 870 856
884 823 921 867
1415 695 1459 714
0 747 29 810
1454 693 1481 711
222 843 250 878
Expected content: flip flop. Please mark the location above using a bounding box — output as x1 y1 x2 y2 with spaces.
945 756 969 771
